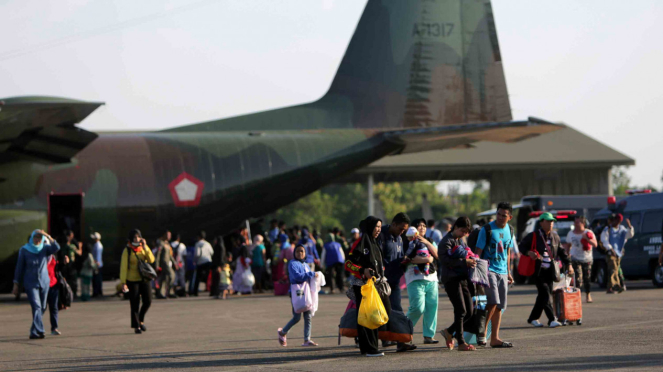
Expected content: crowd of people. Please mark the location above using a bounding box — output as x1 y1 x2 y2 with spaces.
12 203 638 353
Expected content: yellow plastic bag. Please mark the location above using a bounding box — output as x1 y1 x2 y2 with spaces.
358 278 389 329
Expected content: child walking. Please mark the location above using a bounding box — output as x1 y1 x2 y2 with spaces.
219 263 232 299
277 244 319 347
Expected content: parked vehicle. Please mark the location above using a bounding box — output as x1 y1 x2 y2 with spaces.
590 192 663 288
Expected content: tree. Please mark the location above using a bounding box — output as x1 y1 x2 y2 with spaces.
263 181 490 235
612 166 631 195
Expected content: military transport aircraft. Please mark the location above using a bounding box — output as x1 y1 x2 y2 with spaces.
0 0 562 289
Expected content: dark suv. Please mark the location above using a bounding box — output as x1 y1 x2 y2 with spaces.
590 192 663 288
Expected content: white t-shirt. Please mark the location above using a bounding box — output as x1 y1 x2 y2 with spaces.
566 230 592 263
404 264 439 285
171 241 186 265
195 240 214 265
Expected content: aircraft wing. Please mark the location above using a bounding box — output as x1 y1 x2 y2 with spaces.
0 97 102 164
383 117 564 154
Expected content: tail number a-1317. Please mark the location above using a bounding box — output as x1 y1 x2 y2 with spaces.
412 22 454 38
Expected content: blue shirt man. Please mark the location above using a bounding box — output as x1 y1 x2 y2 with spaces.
476 221 514 275
379 225 405 285
474 203 514 347
425 225 443 246
268 227 280 244
377 212 415 351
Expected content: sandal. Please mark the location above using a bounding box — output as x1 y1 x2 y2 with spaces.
277 328 287 347
440 329 454 350
490 341 513 348
301 340 318 347
458 343 476 351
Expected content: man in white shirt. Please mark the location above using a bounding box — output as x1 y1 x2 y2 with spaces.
600 213 634 294
564 216 597 303
191 231 214 296
90 232 104 297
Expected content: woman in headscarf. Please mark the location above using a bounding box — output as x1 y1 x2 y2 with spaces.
344 216 390 357
120 229 155 334
13 229 61 339
232 234 253 295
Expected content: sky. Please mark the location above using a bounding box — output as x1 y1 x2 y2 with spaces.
1 0 662 189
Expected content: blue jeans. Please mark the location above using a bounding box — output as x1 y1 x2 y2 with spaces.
47 286 59 331
26 286 48 337
389 281 402 312
282 307 311 341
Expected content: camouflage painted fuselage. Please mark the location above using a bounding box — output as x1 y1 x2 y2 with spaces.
0 129 399 282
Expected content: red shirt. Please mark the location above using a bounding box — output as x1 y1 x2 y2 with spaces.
47 256 58 287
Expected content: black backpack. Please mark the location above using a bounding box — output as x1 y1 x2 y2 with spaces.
469 224 514 256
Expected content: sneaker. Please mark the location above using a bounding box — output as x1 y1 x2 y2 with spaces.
366 353 384 357
51 329 62 336
301 340 318 347
140 324 147 332
135 328 142 334
549 320 562 328
528 320 544 327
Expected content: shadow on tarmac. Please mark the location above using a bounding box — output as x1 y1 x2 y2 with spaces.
415 353 663 371
5 349 663 371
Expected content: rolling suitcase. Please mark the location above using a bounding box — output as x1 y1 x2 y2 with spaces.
553 284 582 325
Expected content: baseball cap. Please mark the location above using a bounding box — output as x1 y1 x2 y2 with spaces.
350 228 360 234
539 212 557 222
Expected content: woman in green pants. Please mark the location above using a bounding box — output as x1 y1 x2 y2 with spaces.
402 218 440 345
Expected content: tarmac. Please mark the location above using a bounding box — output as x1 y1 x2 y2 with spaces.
1 280 662 372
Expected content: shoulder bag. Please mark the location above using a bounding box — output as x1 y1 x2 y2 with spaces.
517 233 537 277
539 231 561 282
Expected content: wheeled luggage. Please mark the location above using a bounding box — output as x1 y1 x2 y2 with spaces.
553 285 582 323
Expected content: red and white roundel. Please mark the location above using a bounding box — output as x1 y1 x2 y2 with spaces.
168 172 204 207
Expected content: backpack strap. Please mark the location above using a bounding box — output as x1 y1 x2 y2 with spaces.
479 224 492 259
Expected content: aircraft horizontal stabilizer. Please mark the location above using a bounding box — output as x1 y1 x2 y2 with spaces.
0 96 102 164
383 118 564 155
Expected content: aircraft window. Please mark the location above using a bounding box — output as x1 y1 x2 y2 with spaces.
641 211 663 234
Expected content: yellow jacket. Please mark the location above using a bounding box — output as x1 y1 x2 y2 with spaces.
120 244 155 283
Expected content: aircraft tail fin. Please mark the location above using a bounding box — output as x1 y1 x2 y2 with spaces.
166 0 511 133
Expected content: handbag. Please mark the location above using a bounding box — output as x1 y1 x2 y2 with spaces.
291 280 313 313
517 233 538 277
373 275 391 297
128 248 158 281
539 231 561 283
